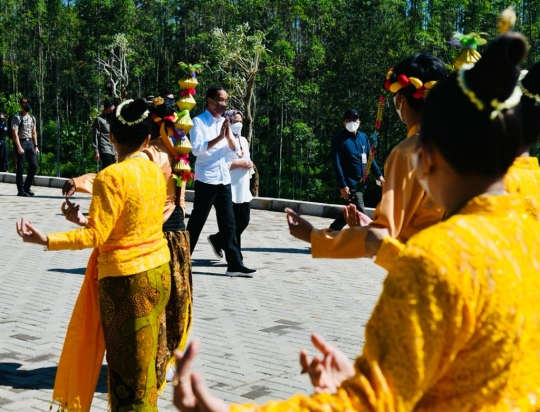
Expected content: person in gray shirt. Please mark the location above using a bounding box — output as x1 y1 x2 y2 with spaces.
91 100 116 169
12 98 39 196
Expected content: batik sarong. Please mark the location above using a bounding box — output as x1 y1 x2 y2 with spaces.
155 230 193 389
98 263 171 412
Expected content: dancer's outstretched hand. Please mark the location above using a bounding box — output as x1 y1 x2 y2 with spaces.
15 217 47 246
173 341 228 412
285 208 313 243
343 204 372 228
61 197 88 227
299 333 355 394
62 179 76 197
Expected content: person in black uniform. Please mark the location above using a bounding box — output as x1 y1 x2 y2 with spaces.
329 109 385 231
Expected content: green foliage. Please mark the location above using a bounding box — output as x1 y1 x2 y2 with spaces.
1 0 539 201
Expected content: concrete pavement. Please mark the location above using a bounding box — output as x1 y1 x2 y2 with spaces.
0 182 385 411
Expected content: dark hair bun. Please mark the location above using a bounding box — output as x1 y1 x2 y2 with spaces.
119 98 149 122
420 33 529 178
466 32 528 103
149 98 176 120
391 53 448 113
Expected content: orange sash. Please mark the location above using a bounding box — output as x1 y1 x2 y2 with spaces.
52 248 106 412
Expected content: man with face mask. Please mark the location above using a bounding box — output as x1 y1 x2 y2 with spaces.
187 86 257 276
91 100 116 170
0 112 9 172
329 109 384 231
13 97 39 196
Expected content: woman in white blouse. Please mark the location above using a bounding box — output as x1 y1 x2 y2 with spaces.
208 110 254 259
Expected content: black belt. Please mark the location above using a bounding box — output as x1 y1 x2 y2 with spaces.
20 138 32 141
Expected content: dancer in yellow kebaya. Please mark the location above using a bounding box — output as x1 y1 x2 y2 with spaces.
171 33 540 412
286 53 447 259
16 98 171 412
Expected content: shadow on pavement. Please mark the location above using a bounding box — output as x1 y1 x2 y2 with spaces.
192 271 232 277
192 259 226 267
0 362 108 392
48 268 86 275
242 247 310 255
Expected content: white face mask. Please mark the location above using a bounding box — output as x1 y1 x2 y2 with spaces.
231 122 243 136
345 121 359 133
394 95 404 122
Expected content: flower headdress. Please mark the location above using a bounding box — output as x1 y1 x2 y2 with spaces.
457 63 523 120
116 99 149 126
384 68 437 100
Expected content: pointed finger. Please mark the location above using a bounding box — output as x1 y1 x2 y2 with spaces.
173 349 196 409
176 340 200 382
311 333 334 356
299 349 311 373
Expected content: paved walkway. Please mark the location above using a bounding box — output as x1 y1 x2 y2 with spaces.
0 182 385 411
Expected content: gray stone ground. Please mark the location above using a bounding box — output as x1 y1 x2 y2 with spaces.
0 182 385 411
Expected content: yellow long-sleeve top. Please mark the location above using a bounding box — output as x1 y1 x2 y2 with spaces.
504 155 540 221
233 193 540 412
311 125 444 259
48 155 170 278
71 138 187 223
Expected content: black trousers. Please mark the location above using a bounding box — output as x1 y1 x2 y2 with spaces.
329 189 366 231
100 152 116 169
186 180 243 269
0 139 9 172
15 139 37 192
213 202 251 254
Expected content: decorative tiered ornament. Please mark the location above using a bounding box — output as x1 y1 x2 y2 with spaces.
449 32 487 70
166 62 203 184
175 109 194 135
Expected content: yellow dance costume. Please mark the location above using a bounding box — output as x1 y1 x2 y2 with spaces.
49 154 171 412
233 194 540 412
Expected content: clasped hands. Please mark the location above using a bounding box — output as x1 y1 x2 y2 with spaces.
173 334 355 412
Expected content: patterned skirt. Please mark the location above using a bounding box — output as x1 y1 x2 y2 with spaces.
98 231 192 411
99 263 171 412
157 230 193 388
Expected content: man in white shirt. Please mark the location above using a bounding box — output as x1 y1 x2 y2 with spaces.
187 86 257 276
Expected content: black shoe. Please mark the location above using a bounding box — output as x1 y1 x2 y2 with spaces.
24 189 35 197
225 266 258 277
17 191 28 197
207 235 224 260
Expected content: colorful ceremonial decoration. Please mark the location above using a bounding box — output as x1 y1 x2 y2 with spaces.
362 80 387 183
449 32 487 69
151 62 203 185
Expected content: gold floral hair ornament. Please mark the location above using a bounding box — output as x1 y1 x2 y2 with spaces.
520 83 540 104
152 97 165 106
116 99 149 126
457 63 523 120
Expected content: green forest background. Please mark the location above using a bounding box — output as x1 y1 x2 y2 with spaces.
1 0 539 206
